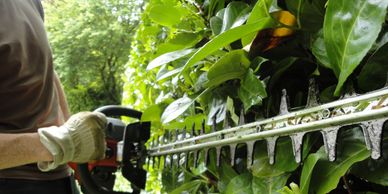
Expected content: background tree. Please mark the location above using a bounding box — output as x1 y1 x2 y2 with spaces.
43 0 142 112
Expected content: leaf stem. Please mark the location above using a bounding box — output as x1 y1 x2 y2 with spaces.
342 175 352 194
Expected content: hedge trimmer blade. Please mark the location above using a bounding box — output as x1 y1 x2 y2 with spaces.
147 83 388 169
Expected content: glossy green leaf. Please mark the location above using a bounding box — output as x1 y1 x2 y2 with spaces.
169 180 203 194
220 2 250 33
210 13 223 35
241 0 273 46
311 29 331 69
323 0 388 95
163 114 206 130
141 104 162 130
224 173 290 194
238 69 267 112
305 128 371 194
156 65 183 81
206 50 250 87
278 182 301 194
357 43 388 92
217 162 239 193
181 17 276 79
148 5 182 27
299 152 325 194
155 33 202 56
147 48 196 70
161 88 212 123
161 95 193 123
224 173 253 194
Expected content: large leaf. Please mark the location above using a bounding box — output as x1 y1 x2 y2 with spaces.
218 162 239 193
155 32 202 56
238 69 267 112
323 0 388 96
148 4 182 27
224 173 253 194
147 48 196 70
253 174 290 194
241 0 273 46
302 128 371 194
220 2 250 33
169 180 203 194
357 43 388 92
156 65 183 81
180 17 276 81
224 173 290 194
311 29 331 69
161 95 193 123
206 49 250 87
210 2 250 36
299 152 325 194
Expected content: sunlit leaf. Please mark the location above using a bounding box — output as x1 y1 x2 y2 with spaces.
241 0 273 46
323 0 388 95
278 182 302 194
156 65 183 81
220 2 250 33
147 48 196 70
149 4 182 27
181 17 276 81
206 49 250 87
161 95 193 123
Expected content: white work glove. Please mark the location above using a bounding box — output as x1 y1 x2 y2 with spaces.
37 112 107 171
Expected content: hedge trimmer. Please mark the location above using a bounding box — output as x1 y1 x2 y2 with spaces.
73 84 388 194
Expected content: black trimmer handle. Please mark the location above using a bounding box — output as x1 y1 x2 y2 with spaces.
77 105 143 194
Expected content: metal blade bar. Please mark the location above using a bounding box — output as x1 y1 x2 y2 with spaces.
148 88 387 157
149 106 387 156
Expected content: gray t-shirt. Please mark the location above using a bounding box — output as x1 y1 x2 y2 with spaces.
0 0 71 180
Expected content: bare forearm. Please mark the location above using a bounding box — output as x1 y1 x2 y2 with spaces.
0 133 53 170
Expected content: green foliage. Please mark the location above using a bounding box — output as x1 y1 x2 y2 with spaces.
323 0 388 95
121 0 388 193
301 128 371 194
44 0 140 112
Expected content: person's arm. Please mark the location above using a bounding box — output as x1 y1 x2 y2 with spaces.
0 112 107 171
0 133 53 170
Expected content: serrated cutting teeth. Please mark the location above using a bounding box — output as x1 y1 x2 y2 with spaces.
290 132 305 163
321 127 339 161
148 88 388 170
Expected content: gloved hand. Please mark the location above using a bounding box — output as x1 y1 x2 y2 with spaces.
37 112 107 171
